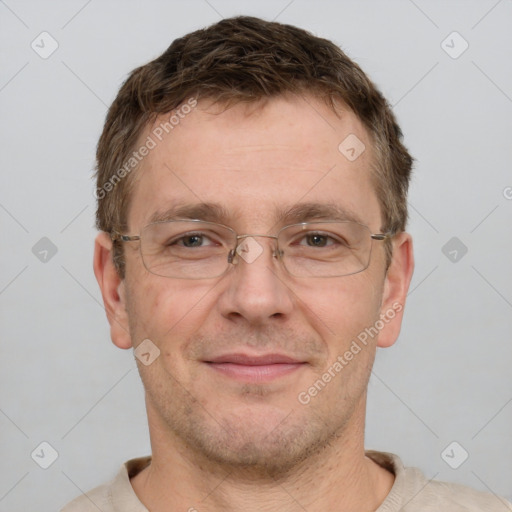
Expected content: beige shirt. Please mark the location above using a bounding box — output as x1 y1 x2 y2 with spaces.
61 450 512 511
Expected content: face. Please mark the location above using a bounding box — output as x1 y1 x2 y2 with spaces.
96 94 413 475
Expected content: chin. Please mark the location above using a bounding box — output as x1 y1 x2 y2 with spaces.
175 408 339 478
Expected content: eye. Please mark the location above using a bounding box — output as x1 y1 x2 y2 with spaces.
298 232 342 248
171 232 217 248
303 233 333 247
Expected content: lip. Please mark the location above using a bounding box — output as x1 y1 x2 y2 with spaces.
207 353 303 365
204 353 306 383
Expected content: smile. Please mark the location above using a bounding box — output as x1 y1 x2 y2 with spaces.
204 353 307 382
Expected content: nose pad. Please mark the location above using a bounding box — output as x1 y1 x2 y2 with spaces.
274 248 284 260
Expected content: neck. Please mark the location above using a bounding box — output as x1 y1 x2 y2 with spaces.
131 396 394 512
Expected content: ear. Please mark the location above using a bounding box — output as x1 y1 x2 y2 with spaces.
377 232 414 348
93 232 132 350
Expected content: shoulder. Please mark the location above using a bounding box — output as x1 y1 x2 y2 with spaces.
366 450 512 512
60 481 114 512
417 477 512 511
60 456 151 512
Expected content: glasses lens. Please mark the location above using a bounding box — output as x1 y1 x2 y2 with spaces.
140 221 235 278
279 221 372 277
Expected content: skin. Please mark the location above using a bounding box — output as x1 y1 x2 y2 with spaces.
94 94 414 511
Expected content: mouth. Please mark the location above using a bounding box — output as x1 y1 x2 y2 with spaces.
204 353 307 382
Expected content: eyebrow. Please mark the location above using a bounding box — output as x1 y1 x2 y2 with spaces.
148 201 365 227
148 203 233 224
277 202 364 225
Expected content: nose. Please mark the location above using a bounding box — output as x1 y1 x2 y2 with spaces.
217 235 294 325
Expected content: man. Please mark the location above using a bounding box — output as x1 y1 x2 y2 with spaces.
63 16 511 512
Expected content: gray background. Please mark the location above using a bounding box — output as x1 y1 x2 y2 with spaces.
1 0 511 510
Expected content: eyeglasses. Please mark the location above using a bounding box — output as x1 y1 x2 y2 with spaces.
111 219 394 279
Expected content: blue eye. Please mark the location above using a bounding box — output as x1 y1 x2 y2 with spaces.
303 234 332 247
296 232 344 248
179 234 207 247
167 232 218 248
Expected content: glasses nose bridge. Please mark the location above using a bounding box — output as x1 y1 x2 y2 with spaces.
236 233 278 242
227 232 282 265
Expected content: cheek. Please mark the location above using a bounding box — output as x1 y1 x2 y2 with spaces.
294 273 383 346
126 275 217 350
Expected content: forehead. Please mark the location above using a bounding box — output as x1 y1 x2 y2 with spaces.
127 95 381 231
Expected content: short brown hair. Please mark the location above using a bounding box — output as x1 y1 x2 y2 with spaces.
95 15 413 277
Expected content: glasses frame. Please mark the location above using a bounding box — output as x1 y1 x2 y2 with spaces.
110 219 395 279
